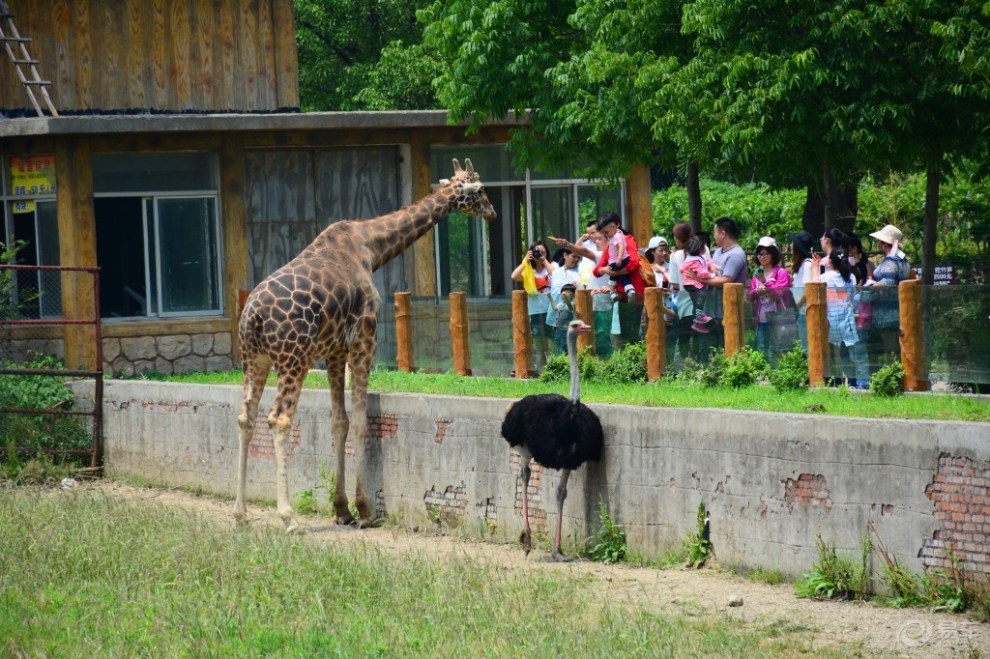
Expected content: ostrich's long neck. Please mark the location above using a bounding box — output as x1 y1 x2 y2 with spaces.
363 185 458 271
568 329 580 403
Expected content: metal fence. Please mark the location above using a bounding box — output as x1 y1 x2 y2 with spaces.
0 264 103 469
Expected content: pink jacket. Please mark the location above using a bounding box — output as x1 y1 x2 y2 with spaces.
747 264 791 323
679 254 714 289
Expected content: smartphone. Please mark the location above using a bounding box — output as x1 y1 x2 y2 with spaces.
755 267 765 277
660 279 670 290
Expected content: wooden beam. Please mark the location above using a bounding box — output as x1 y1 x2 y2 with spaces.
219 133 249 366
409 132 437 296
55 137 97 370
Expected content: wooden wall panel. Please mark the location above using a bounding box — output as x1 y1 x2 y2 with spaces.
1 0 298 114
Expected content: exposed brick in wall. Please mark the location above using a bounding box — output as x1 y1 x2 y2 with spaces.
510 450 546 528
783 473 833 514
434 418 451 443
248 413 301 460
369 415 398 440
424 482 467 528
921 453 990 575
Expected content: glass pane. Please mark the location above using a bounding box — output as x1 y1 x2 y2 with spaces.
577 185 623 228
156 197 220 314
93 152 218 193
36 201 62 318
438 211 491 296
924 284 990 388
529 187 574 257
95 197 148 318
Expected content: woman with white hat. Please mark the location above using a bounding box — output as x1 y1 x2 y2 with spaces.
866 224 910 358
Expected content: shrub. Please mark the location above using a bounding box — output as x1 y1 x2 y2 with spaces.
583 499 627 564
870 360 905 397
682 501 713 568
539 353 570 383
795 532 872 600
700 347 767 389
601 341 647 384
767 343 809 392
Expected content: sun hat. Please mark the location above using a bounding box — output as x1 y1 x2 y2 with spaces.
789 231 816 258
757 236 777 249
647 236 668 250
869 224 903 245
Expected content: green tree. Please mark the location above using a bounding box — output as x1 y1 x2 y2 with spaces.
295 0 440 111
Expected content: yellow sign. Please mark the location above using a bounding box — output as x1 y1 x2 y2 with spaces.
12 199 35 213
10 155 55 213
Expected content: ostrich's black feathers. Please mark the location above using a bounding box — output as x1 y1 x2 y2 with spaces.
501 394 603 470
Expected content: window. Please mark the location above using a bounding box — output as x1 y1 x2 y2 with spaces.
93 153 222 319
430 145 624 297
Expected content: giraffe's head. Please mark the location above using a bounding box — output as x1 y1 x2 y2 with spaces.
440 158 497 221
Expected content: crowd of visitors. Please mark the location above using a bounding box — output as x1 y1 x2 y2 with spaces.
527 211 910 382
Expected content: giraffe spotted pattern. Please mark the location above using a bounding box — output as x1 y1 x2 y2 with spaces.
234 159 496 531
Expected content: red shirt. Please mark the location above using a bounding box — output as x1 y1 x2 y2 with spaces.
594 233 645 302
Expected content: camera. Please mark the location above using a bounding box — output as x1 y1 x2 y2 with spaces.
755 267 765 277
532 249 543 258
660 279 670 290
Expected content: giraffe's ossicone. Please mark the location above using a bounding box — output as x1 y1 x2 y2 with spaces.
234 159 496 531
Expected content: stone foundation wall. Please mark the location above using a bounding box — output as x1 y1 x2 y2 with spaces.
102 332 233 376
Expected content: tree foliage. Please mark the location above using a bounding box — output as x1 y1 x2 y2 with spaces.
295 0 440 110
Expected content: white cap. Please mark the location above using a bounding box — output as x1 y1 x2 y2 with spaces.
757 236 777 248
647 236 668 249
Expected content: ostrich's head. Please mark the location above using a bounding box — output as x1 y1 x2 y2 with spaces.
439 158 497 221
568 319 592 335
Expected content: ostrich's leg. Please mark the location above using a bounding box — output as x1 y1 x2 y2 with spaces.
327 353 353 525
269 372 304 533
551 468 573 561
518 451 533 554
234 356 270 523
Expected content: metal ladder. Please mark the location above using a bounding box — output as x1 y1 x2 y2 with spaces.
0 1 57 117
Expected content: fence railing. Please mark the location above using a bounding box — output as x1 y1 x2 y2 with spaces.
377 281 990 391
0 264 103 468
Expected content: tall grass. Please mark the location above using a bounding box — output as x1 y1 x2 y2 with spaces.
150 368 990 422
0 487 854 657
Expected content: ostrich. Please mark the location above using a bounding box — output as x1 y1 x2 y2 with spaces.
501 319 604 560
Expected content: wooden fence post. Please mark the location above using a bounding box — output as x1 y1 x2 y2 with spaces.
899 279 929 392
645 287 666 381
575 289 593 354
394 292 414 373
449 291 471 376
723 283 745 357
511 290 532 379
805 282 827 386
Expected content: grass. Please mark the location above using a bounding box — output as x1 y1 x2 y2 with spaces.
145 368 990 422
0 485 858 658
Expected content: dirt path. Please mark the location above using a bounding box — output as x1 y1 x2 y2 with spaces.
87 481 988 658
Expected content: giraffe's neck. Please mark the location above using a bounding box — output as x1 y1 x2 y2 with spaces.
361 186 458 271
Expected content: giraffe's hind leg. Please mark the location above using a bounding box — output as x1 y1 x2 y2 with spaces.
327 352 354 525
234 355 270 524
269 365 307 533
347 335 376 527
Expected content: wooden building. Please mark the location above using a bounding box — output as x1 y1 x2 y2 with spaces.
0 0 652 375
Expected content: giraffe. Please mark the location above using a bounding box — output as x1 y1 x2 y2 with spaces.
234 158 496 532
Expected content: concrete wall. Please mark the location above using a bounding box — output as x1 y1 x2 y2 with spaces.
80 380 990 578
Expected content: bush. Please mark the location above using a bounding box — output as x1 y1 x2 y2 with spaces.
601 341 647 384
700 347 768 389
540 348 603 384
583 499 627 564
682 501 713 568
767 343 809 392
870 360 905 397
795 532 872 600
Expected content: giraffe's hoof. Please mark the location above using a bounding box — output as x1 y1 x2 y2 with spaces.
546 551 572 563
357 517 383 529
336 514 357 527
233 510 249 525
